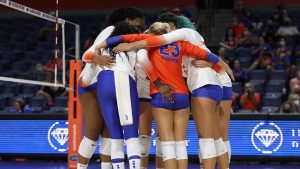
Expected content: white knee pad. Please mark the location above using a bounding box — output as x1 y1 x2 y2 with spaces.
199 138 217 159
78 136 97 159
161 141 176 161
175 140 188 160
215 138 228 157
224 140 231 162
126 138 141 158
100 138 111 156
139 135 151 157
111 139 125 160
155 137 163 157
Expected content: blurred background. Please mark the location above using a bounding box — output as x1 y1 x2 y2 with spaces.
0 0 299 168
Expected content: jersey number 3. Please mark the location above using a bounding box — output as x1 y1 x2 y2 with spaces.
160 43 180 58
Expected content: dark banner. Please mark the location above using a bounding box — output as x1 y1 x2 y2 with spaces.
0 0 196 11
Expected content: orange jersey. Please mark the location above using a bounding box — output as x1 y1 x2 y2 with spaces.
123 34 210 95
123 34 221 73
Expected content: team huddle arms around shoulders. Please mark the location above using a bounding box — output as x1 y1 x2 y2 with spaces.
78 9 234 169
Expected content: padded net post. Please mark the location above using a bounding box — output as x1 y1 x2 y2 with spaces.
68 60 83 168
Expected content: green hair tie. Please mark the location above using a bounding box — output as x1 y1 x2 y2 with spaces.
176 16 196 30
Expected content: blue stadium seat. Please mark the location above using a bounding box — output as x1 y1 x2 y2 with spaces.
237 47 253 58
29 96 47 109
1 71 16 78
250 70 267 81
54 97 68 107
261 106 279 113
0 95 5 110
30 107 43 113
21 84 39 94
252 82 264 94
270 70 287 81
2 83 19 96
265 93 282 98
12 62 27 72
49 107 67 113
232 82 243 94
239 57 252 69
235 109 255 113
16 72 33 80
225 48 236 61
263 95 282 107
266 81 284 93
0 82 3 93
296 58 300 66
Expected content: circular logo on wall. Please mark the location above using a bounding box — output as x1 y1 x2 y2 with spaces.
48 121 68 152
251 122 283 154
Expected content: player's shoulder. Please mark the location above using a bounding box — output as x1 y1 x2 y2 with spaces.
177 28 198 34
137 49 148 55
102 25 115 32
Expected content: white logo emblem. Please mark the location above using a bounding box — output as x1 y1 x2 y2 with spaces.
251 122 283 154
48 121 68 152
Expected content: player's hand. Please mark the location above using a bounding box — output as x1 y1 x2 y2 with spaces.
94 42 107 54
218 59 235 81
92 53 115 68
113 43 134 52
154 79 175 103
192 60 212 68
158 84 175 103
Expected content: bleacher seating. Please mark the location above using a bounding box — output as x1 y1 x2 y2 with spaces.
1 9 299 114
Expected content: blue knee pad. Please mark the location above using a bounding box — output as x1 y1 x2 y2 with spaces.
78 83 97 96
222 86 232 101
191 85 223 104
151 93 189 110
97 70 139 140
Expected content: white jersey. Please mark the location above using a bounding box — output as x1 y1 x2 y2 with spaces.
162 28 221 92
218 71 232 87
79 26 115 86
100 49 147 80
135 50 151 99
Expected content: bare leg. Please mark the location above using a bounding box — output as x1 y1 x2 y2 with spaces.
153 108 177 169
219 100 232 163
214 105 229 169
139 102 153 168
77 91 104 165
100 124 111 164
174 108 190 169
191 98 217 169
156 132 164 169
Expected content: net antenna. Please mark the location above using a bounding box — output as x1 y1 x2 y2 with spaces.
0 0 80 88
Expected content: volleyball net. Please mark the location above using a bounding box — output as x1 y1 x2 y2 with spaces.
0 1 83 168
0 0 80 88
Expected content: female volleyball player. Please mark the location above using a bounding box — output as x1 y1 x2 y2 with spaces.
77 8 145 169
96 21 231 169
94 21 147 169
192 47 233 164
106 14 234 169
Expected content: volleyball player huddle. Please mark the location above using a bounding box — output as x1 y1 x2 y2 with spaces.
77 8 234 169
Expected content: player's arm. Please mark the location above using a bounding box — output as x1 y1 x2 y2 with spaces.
192 60 223 73
112 29 190 52
182 42 235 80
94 34 151 51
82 26 114 63
137 49 159 82
181 42 219 63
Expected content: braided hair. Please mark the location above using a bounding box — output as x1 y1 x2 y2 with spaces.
106 8 144 26
104 21 141 59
